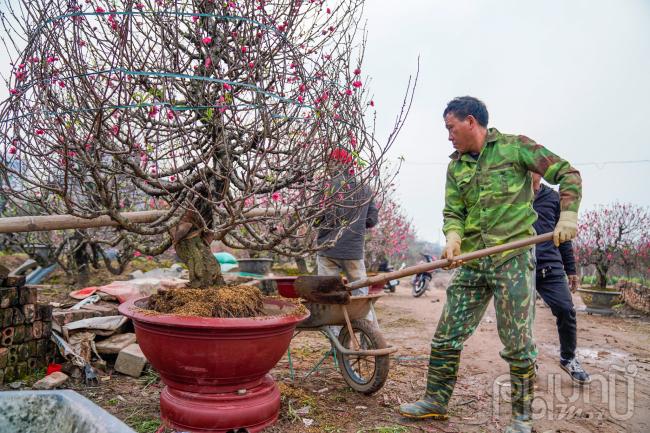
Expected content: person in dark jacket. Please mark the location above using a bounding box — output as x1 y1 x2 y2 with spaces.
316 148 378 297
532 172 590 384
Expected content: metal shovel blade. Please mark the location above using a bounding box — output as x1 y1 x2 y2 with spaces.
294 275 351 304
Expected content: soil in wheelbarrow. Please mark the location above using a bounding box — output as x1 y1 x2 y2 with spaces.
146 285 307 318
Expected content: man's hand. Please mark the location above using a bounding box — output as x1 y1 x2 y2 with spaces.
553 211 578 247
441 232 463 269
568 274 580 293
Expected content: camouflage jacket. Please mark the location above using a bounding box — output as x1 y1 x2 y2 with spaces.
443 128 581 266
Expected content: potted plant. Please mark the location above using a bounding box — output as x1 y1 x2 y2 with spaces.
577 286 622 315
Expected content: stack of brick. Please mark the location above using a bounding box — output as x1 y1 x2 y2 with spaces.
0 274 55 384
617 280 650 314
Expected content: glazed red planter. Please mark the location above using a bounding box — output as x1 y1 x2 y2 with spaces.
273 276 299 298
118 296 309 433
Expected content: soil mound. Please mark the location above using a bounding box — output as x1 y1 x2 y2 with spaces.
147 285 266 318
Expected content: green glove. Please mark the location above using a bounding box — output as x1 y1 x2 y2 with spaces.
553 211 578 247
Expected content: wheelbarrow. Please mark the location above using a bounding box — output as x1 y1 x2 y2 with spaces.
270 276 397 395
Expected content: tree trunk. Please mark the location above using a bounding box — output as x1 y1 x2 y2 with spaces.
73 239 90 287
175 236 225 288
596 265 608 289
294 257 310 274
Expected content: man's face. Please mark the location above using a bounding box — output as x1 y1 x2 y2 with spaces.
444 113 474 153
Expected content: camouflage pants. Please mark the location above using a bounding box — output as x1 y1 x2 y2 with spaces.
424 251 537 420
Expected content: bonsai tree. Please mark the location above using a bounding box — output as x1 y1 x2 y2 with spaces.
574 203 650 289
0 0 415 293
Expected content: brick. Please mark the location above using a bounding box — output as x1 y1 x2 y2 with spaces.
12 307 25 325
36 339 47 358
8 346 18 364
23 324 33 342
22 304 35 323
82 303 119 316
19 343 30 361
36 304 53 321
32 321 43 339
33 371 69 390
1 327 14 347
0 263 9 279
1 308 13 327
0 288 18 308
0 347 8 368
52 309 100 327
7 275 26 289
27 340 37 358
13 325 24 344
15 361 28 378
114 343 147 378
95 333 137 355
4 366 15 382
42 322 52 339
18 285 36 303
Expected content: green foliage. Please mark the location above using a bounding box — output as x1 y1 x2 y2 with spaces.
130 418 161 433
581 275 647 287
139 367 161 390
22 367 46 386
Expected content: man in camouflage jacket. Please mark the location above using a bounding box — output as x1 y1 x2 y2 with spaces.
399 96 581 433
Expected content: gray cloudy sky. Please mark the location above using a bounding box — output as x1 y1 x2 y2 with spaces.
362 0 650 241
1 1 648 242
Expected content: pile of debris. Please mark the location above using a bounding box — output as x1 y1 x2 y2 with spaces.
44 266 190 385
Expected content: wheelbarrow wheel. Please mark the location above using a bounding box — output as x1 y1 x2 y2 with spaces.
337 319 390 395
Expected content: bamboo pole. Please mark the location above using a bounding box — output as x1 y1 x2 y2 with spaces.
0 207 292 234
346 232 555 290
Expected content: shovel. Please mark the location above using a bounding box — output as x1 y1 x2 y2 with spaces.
295 232 554 303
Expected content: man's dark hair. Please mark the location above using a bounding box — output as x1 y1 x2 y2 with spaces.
443 96 489 127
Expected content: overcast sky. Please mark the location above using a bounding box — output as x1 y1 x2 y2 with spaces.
362 0 650 241
1 1 648 242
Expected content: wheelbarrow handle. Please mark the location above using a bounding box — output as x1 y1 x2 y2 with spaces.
348 232 554 291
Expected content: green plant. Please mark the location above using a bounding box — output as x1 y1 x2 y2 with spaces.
107 398 119 406
139 367 161 390
130 418 161 433
22 367 46 386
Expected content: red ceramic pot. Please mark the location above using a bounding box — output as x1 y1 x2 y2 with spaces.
118 296 309 433
273 276 299 298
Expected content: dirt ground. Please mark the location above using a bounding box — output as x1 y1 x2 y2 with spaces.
17 272 650 433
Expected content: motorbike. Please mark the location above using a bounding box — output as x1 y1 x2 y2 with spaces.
411 254 435 297
378 261 402 293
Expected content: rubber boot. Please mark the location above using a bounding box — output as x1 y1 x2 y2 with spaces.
398 348 460 420
504 363 535 433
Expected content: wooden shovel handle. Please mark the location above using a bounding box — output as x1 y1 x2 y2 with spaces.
347 232 554 291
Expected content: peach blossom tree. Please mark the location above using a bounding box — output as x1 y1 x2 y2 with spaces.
0 0 416 287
